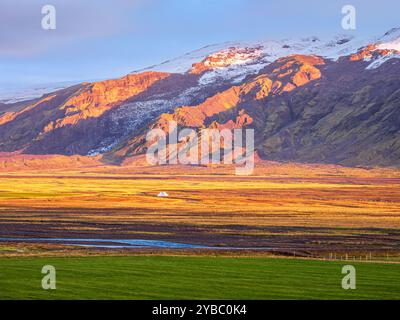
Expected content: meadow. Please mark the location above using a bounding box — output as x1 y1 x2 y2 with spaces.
0 256 399 300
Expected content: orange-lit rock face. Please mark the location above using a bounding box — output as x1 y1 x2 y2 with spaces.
190 47 263 75
51 72 170 128
156 86 243 129
0 112 17 126
154 55 324 134
349 44 394 62
156 75 273 131
272 55 324 91
240 75 273 100
350 45 377 61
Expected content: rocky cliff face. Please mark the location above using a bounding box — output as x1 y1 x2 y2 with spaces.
0 28 399 167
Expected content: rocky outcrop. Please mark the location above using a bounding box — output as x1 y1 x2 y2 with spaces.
190 46 263 75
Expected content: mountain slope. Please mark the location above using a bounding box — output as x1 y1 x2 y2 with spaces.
105 52 400 167
0 28 399 167
258 56 400 166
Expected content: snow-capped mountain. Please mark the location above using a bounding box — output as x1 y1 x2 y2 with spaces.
132 34 366 74
131 30 399 87
0 27 399 167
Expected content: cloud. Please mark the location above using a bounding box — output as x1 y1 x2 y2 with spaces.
0 0 140 56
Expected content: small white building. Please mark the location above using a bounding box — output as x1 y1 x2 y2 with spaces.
157 191 169 197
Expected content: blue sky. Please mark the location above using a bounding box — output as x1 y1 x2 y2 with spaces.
0 0 399 88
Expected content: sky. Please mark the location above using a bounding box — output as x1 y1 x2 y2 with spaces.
0 0 399 89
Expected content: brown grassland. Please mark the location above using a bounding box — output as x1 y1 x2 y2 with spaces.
0 159 400 258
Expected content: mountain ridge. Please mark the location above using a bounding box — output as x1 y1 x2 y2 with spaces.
0 27 399 168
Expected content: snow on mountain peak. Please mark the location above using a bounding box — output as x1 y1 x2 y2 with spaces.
133 33 369 76
376 27 400 51
357 27 400 69
191 46 265 85
131 27 400 82
201 46 263 68
195 35 369 85
131 42 240 74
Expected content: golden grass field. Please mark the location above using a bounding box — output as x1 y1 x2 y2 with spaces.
0 160 400 257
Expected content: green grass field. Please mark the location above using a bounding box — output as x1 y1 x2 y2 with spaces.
0 256 399 300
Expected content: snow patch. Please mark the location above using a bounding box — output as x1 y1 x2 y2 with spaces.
197 35 370 86
366 53 400 69
199 62 266 85
131 42 240 74
377 42 400 51
363 28 400 69
87 86 203 156
376 27 400 50
0 81 79 104
133 33 372 78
